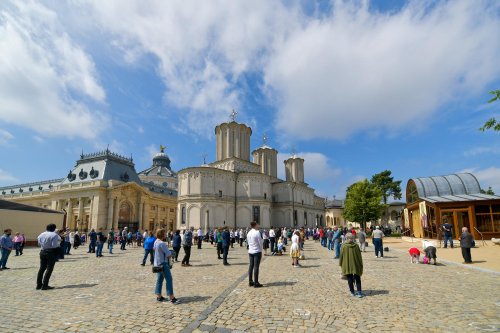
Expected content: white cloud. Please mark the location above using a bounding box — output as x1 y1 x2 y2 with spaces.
266 1 500 139
461 167 500 194
463 146 500 157
0 169 18 184
77 0 500 141
0 129 13 145
0 1 107 139
137 126 144 134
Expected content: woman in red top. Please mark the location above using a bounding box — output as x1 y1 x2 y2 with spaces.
408 247 420 263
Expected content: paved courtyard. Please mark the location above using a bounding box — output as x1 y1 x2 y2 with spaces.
0 240 499 333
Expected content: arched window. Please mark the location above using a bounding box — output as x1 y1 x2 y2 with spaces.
181 206 186 224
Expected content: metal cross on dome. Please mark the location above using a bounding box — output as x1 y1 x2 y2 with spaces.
229 109 238 122
262 133 268 145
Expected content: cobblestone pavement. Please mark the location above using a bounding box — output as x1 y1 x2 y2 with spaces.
0 241 499 333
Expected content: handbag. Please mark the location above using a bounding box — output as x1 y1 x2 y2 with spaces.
152 265 163 273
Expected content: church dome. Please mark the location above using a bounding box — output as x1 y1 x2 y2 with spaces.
153 152 171 168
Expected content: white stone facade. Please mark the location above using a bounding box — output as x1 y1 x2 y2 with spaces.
177 120 324 231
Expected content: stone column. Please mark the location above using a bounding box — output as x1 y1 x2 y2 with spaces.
107 196 114 230
78 198 84 230
138 202 144 230
143 203 150 231
67 199 73 230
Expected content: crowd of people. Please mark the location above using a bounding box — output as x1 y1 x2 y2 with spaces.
0 222 479 305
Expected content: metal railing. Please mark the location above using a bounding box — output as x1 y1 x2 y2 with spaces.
474 227 487 247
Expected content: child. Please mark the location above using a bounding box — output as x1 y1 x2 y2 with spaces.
290 231 301 267
277 237 284 255
408 247 420 263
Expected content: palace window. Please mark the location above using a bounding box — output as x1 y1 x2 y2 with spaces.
252 206 260 224
181 207 186 225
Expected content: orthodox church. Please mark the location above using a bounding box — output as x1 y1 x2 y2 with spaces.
177 113 325 231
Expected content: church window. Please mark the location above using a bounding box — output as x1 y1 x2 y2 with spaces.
293 210 298 225
170 208 174 213
264 193 267 199
252 206 260 224
219 190 223 197
182 207 186 224
304 211 307 225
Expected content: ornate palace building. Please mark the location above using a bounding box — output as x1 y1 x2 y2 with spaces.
177 114 325 231
0 148 178 235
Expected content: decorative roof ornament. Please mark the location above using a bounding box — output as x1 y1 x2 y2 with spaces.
202 153 208 165
262 133 268 145
160 144 166 153
229 109 238 122
291 147 297 158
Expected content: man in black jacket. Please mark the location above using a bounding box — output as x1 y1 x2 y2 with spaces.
459 227 473 264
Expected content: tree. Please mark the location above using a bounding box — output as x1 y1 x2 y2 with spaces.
343 179 385 229
370 170 402 204
480 186 495 195
480 90 500 132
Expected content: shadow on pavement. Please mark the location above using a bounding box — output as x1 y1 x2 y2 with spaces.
57 283 98 289
180 295 211 304
264 281 297 287
299 265 321 268
364 289 389 296
195 264 216 267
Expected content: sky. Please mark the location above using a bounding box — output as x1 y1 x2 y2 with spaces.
1 0 500 201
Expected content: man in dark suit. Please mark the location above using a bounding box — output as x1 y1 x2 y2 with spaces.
459 227 474 264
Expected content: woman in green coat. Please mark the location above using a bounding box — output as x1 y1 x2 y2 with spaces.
339 233 364 298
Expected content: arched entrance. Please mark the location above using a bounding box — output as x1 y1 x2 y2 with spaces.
117 201 138 231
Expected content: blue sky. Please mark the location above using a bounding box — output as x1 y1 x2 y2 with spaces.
1 0 500 200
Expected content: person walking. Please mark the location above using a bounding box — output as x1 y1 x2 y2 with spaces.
459 227 474 264
0 229 13 270
142 231 156 266
339 233 364 298
372 226 384 258
36 224 61 290
88 229 97 253
358 228 367 252
247 221 263 288
172 230 181 262
442 219 454 248
153 229 180 304
181 227 193 267
13 232 23 256
96 228 105 257
222 227 231 265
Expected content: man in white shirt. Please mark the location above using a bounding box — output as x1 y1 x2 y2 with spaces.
37 224 61 290
269 227 276 256
372 226 385 258
247 221 263 288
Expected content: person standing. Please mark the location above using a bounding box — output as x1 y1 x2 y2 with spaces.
197 228 203 249
222 227 231 265
96 228 105 257
88 229 97 253
332 226 342 259
247 221 263 288
19 233 26 255
327 228 334 251
269 227 276 256
142 231 156 266
442 220 454 248
153 229 180 304
181 227 193 267
136 230 143 248
459 227 473 264
36 224 61 290
290 231 301 267
64 229 72 255
339 233 364 298
358 228 367 252
0 229 13 270
239 229 246 247
172 230 181 262
107 229 115 254
372 226 385 258
230 229 235 248
216 228 223 259
73 231 81 249
121 227 128 250
13 232 23 256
